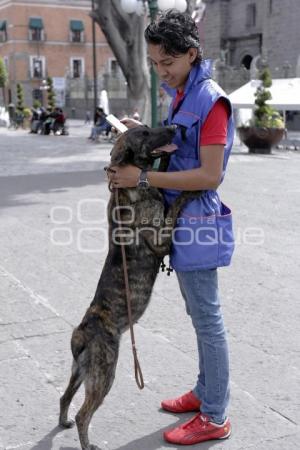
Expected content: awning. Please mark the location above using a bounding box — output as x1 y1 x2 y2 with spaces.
0 20 7 31
229 78 300 111
29 18 44 29
70 20 84 32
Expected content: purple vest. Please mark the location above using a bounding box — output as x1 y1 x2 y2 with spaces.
162 60 235 271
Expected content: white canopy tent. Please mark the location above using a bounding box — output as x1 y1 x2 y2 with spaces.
229 78 300 111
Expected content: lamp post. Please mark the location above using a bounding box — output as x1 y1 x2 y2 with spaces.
121 0 187 127
91 0 98 114
39 79 49 107
148 1 159 128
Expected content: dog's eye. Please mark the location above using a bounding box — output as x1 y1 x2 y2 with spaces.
143 130 150 137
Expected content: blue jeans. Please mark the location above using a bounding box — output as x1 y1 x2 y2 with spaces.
176 269 230 423
90 124 108 140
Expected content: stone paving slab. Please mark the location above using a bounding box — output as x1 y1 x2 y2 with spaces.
0 356 81 450
0 127 111 178
0 321 297 450
0 322 297 450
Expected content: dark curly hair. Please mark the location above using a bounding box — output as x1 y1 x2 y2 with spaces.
144 9 203 66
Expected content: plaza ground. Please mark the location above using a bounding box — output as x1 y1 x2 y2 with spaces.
0 121 299 449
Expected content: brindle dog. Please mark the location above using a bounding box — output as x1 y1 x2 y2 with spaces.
59 126 201 450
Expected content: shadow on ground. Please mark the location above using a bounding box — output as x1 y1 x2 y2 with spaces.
27 414 227 450
111 424 225 450
110 413 226 450
0 169 107 209
29 426 73 450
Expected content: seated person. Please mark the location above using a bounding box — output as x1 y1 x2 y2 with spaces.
52 107 66 133
88 107 110 141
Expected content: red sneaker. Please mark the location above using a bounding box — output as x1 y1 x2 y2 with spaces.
164 413 231 445
161 391 201 413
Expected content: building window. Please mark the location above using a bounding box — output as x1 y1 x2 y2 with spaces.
246 4 256 28
71 58 84 78
30 56 45 79
29 17 44 41
32 88 43 104
241 54 253 70
71 30 82 43
108 59 121 77
0 20 7 42
70 20 84 43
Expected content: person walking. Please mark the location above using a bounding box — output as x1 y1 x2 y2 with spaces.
108 9 235 445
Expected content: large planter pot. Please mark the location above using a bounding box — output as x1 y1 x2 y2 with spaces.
237 126 285 154
23 118 31 129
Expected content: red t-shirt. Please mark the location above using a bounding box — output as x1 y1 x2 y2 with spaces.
173 93 229 146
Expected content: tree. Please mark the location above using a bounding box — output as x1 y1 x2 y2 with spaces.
0 57 8 106
47 76 56 110
253 67 284 128
93 0 198 123
93 0 150 121
16 83 25 112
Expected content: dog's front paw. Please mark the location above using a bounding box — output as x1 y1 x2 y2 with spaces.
59 418 75 429
88 445 101 450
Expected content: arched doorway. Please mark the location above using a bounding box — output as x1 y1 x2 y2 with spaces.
241 54 253 70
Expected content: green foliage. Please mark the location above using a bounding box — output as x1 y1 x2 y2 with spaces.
46 76 56 110
33 99 42 109
16 83 25 112
23 107 32 118
0 57 8 88
260 68 272 88
252 67 284 129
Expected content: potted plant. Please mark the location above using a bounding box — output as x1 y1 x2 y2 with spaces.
23 107 32 129
238 67 285 154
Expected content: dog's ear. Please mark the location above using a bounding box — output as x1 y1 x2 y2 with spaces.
123 144 134 162
115 141 134 165
110 135 132 165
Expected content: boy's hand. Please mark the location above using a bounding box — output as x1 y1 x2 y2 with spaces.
121 117 143 129
107 165 141 188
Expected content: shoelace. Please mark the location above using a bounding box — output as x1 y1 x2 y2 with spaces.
182 413 209 430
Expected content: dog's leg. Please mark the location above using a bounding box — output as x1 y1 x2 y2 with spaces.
75 368 117 450
59 360 83 428
139 191 203 257
167 191 203 220
75 338 119 450
76 395 103 450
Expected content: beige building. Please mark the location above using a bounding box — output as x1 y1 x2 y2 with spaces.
0 0 127 115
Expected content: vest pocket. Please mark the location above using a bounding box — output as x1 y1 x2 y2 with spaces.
216 203 235 267
170 202 234 270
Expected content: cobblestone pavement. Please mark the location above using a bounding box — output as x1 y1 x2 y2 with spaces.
0 122 299 449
